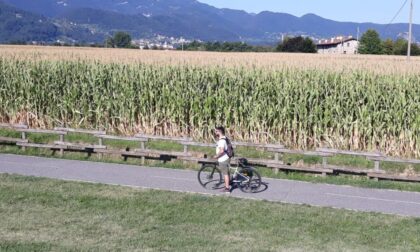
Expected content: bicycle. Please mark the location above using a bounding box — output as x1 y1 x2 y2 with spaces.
198 158 262 193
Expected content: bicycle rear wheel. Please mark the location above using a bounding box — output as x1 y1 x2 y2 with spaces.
238 167 262 193
198 164 223 190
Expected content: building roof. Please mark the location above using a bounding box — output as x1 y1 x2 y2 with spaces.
317 36 357 46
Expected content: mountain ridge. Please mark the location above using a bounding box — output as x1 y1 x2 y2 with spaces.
0 0 418 44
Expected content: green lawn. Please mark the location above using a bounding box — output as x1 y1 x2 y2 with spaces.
1 174 420 251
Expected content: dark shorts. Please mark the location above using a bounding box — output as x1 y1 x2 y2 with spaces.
218 160 230 176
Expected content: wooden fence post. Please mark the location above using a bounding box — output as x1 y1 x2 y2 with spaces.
59 134 64 157
98 137 103 160
140 141 145 165
183 145 188 165
322 157 328 176
322 157 328 168
21 131 26 151
273 152 280 174
373 160 380 181
374 160 380 172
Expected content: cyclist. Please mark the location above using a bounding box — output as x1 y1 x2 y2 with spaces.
213 126 231 193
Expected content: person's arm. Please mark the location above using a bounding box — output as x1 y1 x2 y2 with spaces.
213 146 225 159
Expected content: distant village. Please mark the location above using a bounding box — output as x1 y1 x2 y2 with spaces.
130 35 359 54
132 35 193 50
46 31 420 55
131 32 420 55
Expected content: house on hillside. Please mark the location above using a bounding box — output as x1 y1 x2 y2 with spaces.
317 36 359 54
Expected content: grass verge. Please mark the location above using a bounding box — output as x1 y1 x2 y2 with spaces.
1 174 420 251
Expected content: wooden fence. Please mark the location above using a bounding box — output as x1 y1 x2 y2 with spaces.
1 123 420 183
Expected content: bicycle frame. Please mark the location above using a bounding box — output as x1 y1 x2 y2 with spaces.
204 164 250 184
228 164 250 184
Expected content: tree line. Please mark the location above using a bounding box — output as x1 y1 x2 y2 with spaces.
102 32 318 53
358 29 420 56
180 37 317 53
180 41 272 52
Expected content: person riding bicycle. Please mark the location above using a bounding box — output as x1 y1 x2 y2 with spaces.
213 126 231 193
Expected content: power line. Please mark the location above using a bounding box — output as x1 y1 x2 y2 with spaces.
385 0 409 28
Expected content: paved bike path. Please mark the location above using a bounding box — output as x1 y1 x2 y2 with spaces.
1 154 420 217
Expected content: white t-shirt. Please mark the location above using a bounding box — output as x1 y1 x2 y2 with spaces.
216 138 229 163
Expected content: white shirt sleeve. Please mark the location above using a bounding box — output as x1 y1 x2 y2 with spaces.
216 139 227 154
218 140 227 149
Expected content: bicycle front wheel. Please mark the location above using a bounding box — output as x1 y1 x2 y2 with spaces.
198 164 223 190
239 167 262 193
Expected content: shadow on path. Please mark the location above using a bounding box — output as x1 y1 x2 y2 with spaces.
230 182 269 194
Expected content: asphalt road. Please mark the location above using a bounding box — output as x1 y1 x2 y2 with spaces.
1 154 420 217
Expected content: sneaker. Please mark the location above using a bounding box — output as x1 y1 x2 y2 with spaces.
221 187 231 194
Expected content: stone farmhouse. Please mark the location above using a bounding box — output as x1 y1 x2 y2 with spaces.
317 36 359 54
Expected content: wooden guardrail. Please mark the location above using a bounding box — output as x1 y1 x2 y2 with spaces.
315 148 385 176
0 123 29 150
1 123 420 183
0 123 28 129
366 156 420 182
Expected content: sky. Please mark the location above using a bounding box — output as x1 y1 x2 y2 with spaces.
198 0 420 24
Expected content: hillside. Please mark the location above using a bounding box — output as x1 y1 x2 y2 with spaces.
1 0 419 43
59 7 241 41
0 1 58 43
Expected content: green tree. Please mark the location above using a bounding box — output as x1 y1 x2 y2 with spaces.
105 32 132 48
113 32 132 48
393 38 408 55
412 44 420 56
302 37 317 53
381 39 394 55
358 29 383 54
276 36 317 53
393 38 420 56
105 37 114 48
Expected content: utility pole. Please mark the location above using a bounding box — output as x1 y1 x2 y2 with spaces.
357 27 360 41
407 0 414 61
356 26 360 54
181 37 184 51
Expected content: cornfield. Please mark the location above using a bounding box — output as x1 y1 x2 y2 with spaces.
2 45 420 74
0 46 419 158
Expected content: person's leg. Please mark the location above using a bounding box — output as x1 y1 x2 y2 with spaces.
224 174 230 189
219 161 230 190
